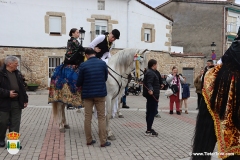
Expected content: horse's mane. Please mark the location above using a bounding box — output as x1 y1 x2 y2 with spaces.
108 49 145 74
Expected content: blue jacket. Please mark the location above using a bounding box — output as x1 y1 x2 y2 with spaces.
77 57 108 99
182 83 190 99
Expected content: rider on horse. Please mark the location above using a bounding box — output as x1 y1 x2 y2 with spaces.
89 29 120 63
48 28 85 107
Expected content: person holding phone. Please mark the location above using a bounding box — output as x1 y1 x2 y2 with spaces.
166 66 184 115
0 56 28 148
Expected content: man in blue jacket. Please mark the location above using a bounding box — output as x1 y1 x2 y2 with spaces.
77 48 110 147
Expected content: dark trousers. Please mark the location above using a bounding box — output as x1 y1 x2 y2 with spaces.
122 95 126 105
197 93 202 108
0 101 22 141
146 96 158 131
121 87 128 105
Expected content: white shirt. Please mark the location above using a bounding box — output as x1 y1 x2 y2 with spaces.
89 35 112 63
217 58 222 65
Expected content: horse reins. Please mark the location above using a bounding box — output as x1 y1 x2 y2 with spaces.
106 49 148 100
108 70 122 99
142 83 159 102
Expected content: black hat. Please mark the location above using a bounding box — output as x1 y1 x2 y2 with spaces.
111 29 120 39
85 48 96 55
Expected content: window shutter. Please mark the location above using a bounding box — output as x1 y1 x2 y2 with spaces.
49 16 61 33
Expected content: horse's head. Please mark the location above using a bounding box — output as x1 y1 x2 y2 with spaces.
133 49 149 81
108 48 148 78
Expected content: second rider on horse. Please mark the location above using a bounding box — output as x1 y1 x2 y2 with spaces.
89 29 120 63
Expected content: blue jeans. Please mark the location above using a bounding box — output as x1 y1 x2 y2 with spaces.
146 96 158 131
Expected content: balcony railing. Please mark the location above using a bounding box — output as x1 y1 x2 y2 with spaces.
227 23 238 33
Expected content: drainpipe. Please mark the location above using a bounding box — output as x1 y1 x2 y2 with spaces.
223 6 226 57
127 0 131 48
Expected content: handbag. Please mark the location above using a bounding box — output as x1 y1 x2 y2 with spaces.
165 88 173 96
170 75 179 94
170 84 179 94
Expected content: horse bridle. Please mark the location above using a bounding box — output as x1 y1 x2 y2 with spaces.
107 63 145 100
107 49 147 99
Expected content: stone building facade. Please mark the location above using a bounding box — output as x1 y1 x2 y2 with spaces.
0 47 204 89
156 0 240 60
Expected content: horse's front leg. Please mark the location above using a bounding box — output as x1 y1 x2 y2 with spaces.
62 104 70 129
106 96 116 140
57 102 65 132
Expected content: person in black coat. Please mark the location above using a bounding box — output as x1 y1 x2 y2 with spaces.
0 56 28 148
143 59 160 137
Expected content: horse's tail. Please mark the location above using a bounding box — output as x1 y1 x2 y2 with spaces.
191 99 216 160
52 102 58 123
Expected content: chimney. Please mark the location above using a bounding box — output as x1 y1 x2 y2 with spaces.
227 0 235 3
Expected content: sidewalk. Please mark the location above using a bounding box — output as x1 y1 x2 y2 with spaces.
0 90 221 160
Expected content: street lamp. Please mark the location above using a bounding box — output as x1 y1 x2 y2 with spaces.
211 42 216 51
79 27 85 45
211 42 217 65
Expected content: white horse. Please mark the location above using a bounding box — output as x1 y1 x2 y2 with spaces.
106 48 148 140
50 49 148 134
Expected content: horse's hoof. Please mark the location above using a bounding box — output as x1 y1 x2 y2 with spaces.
107 135 116 141
64 125 70 129
59 128 65 133
118 115 124 118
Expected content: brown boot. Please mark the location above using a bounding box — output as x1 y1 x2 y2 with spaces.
185 110 188 114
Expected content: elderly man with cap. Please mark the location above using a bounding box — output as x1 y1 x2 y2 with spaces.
89 29 120 63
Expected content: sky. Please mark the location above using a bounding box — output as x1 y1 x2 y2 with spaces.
142 0 240 8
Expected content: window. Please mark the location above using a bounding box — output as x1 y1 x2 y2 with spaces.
49 16 61 35
98 1 105 10
226 41 232 50
144 29 151 42
227 16 237 33
45 12 66 36
141 23 155 43
48 57 62 78
95 20 107 37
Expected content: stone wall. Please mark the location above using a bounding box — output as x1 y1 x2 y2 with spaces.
147 51 204 77
0 47 204 89
0 46 65 89
112 49 204 77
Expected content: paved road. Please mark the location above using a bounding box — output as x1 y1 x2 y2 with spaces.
0 89 221 160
